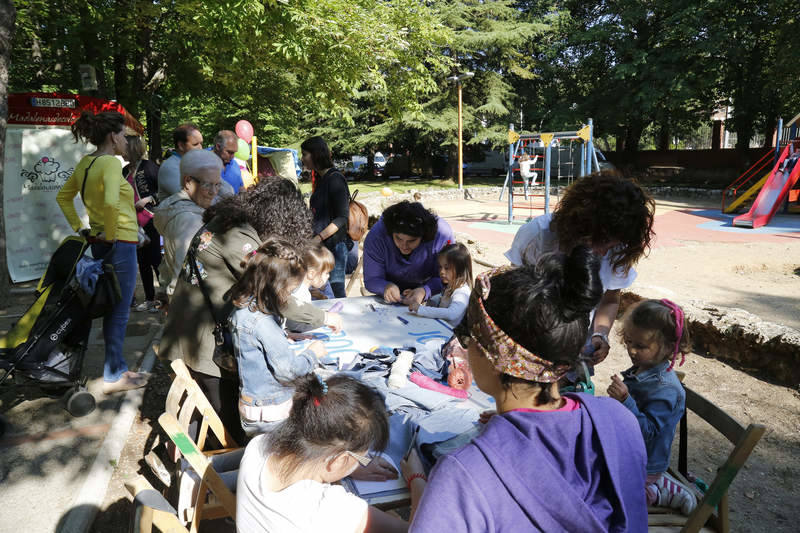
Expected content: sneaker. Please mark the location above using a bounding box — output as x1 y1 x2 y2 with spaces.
653 472 698 515
135 300 161 313
102 372 149 394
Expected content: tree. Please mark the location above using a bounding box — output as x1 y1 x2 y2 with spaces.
0 0 16 301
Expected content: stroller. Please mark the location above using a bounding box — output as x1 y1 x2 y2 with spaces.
0 236 99 433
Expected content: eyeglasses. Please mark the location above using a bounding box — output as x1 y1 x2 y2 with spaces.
189 176 222 192
346 450 375 467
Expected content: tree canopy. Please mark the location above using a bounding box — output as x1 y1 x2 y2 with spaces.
6 0 800 167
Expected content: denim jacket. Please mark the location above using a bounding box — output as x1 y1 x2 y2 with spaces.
230 306 316 411
621 360 685 474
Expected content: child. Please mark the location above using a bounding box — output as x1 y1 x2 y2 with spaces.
236 373 408 533
402 247 648 531
607 299 697 515
285 242 342 332
229 238 328 437
408 242 473 328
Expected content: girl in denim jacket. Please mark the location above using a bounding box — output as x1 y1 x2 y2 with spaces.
607 299 697 515
229 238 327 437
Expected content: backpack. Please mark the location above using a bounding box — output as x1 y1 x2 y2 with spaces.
348 190 369 241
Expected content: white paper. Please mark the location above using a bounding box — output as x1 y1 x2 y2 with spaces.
349 453 406 496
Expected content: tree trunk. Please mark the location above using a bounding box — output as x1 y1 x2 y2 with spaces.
657 121 670 151
762 117 777 149
0 0 17 302
147 103 162 162
624 120 645 153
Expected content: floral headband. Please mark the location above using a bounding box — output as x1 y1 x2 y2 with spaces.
467 266 571 383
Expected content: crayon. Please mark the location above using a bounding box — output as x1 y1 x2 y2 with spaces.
397 315 409 325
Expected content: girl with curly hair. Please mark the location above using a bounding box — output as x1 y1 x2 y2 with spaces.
160 177 314 441
505 171 655 366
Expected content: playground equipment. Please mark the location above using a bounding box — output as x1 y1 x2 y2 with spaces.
501 119 599 223
723 114 800 228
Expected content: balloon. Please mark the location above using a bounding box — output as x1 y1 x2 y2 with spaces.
235 120 254 144
381 187 393 197
235 138 250 160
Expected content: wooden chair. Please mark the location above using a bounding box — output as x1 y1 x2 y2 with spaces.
159 412 238 532
126 475 190 533
648 384 766 532
165 359 240 459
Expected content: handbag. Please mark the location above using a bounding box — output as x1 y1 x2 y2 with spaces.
128 161 155 228
186 241 238 375
347 189 369 241
80 157 123 318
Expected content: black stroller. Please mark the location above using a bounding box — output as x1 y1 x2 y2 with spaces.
0 236 99 435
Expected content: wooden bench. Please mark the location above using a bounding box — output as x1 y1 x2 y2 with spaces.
648 383 765 532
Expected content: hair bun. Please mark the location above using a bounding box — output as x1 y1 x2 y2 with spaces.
533 246 602 322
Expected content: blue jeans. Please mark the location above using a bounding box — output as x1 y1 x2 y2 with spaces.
91 241 138 382
328 240 348 298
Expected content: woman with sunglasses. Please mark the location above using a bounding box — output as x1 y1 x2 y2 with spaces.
237 373 408 533
154 149 222 298
363 201 454 308
402 248 648 531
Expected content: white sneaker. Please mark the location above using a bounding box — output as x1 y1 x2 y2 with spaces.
654 472 698 515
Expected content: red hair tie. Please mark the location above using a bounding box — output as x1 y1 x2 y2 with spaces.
313 397 321 407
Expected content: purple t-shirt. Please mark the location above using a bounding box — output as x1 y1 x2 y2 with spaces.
410 394 648 533
363 216 454 299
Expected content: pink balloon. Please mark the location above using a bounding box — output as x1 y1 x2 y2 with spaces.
235 120 254 144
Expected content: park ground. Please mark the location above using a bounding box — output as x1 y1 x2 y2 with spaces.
1 191 799 532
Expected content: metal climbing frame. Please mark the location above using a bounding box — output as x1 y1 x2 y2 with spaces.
500 119 598 223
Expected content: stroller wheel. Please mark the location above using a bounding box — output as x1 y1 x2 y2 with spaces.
64 387 96 417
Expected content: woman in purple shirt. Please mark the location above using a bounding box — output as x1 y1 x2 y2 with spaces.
402 247 648 532
363 201 454 307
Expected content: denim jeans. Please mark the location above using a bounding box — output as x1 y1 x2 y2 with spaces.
326 240 348 298
91 241 138 382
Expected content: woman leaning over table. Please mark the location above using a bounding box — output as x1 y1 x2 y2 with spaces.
57 111 148 394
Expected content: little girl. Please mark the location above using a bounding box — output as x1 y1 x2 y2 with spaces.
236 373 408 533
229 238 328 437
607 299 697 515
285 242 343 332
408 242 473 327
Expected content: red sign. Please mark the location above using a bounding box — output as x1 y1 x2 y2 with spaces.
8 92 144 135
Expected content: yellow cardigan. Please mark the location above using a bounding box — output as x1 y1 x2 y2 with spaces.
57 155 138 243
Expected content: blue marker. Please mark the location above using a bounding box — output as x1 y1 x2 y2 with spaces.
397 315 409 325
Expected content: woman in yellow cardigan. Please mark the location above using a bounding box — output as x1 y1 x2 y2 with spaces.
57 111 148 394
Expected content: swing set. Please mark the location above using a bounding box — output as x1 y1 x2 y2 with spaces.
500 119 600 223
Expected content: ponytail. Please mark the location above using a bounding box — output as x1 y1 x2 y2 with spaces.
71 110 125 146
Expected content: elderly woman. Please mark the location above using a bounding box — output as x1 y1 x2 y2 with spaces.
301 136 350 298
402 249 648 531
153 149 223 298
159 177 314 440
505 171 655 365
363 201 454 306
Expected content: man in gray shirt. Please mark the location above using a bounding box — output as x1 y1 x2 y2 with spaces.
157 123 204 202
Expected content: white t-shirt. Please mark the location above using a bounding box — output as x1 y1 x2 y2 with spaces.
236 434 368 533
504 213 636 292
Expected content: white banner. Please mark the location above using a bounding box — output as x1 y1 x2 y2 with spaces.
4 126 90 282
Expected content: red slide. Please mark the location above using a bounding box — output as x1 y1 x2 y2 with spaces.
733 144 800 228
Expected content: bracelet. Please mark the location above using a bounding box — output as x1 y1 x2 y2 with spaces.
406 473 427 489
591 332 610 345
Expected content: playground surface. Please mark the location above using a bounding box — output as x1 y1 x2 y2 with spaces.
0 192 798 532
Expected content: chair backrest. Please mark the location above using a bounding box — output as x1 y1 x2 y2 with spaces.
676 385 766 533
159 412 238 528
166 359 239 452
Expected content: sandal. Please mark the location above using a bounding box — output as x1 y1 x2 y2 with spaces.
102 372 149 394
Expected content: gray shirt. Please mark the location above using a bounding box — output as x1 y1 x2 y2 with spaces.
157 153 182 202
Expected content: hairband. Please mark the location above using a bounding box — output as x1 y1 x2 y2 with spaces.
313 374 328 406
467 266 571 383
659 298 685 371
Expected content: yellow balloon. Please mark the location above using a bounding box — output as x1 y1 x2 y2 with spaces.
381 187 393 197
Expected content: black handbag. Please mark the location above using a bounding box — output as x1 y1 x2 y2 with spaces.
186 242 238 375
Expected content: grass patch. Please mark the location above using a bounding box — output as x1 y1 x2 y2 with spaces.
298 175 505 195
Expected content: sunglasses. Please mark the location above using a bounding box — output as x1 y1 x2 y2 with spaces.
346 450 376 467
189 176 222 192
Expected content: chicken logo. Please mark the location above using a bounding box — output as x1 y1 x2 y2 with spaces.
21 156 73 190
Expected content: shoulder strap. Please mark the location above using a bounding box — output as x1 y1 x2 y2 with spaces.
81 156 102 200
351 189 359 202
186 228 224 327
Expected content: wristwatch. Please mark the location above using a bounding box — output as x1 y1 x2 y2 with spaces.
591 332 610 346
